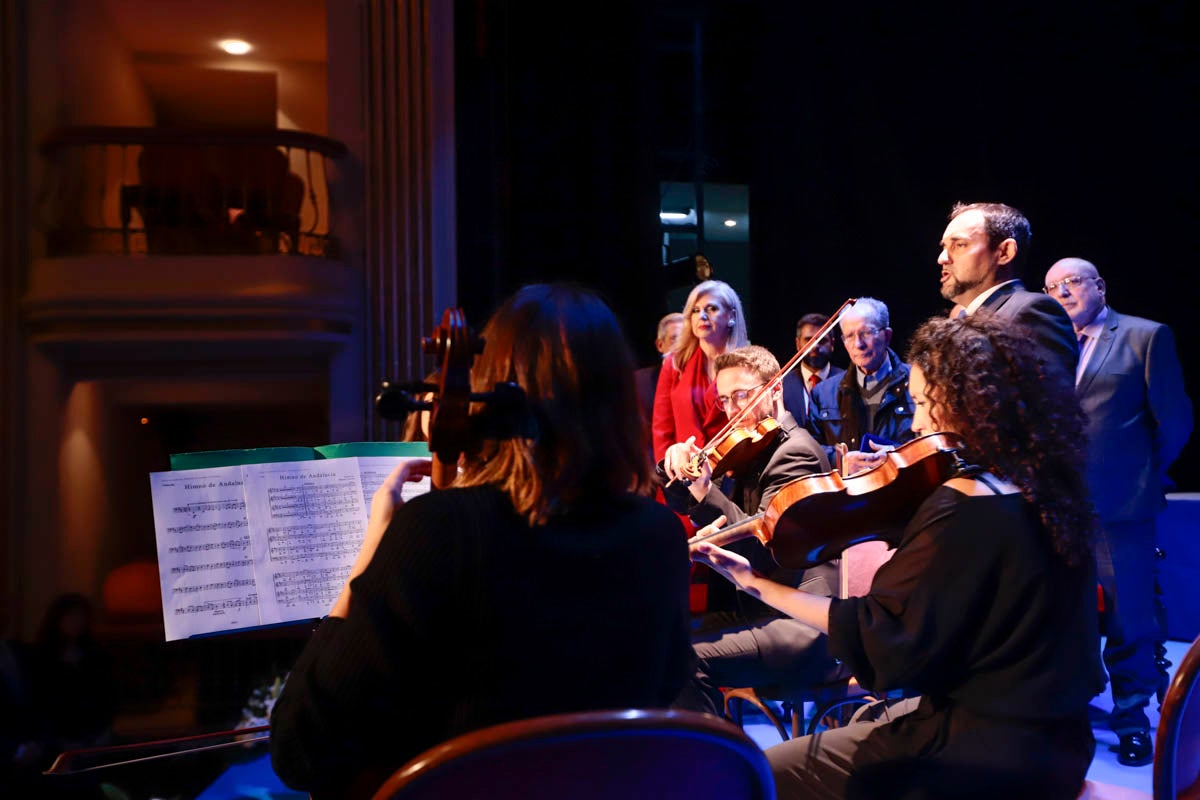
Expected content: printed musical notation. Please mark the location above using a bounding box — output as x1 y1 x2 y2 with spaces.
151 466 261 640
272 567 346 608
242 458 369 623
265 521 363 562
150 454 431 639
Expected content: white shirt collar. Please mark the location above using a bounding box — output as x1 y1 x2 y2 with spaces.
964 279 1020 316
800 364 830 384
1077 305 1108 340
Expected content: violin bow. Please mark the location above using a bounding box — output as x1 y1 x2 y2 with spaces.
687 297 858 476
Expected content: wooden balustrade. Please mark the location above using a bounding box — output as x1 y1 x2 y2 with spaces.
38 126 348 257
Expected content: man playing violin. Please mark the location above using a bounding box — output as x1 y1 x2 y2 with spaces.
660 345 843 716
693 314 1105 800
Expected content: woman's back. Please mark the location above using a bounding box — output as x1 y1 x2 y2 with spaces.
270 479 692 797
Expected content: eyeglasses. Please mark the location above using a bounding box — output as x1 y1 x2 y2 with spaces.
715 384 765 412
1043 275 1097 294
841 327 881 345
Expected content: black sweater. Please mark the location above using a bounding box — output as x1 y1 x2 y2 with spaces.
270 485 693 798
829 485 1106 720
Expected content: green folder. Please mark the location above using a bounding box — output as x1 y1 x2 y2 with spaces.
169 442 430 470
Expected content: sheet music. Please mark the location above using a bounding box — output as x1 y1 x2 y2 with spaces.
242 459 369 624
354 455 432 517
150 466 261 641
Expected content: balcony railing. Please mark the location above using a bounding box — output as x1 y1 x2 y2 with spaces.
38 127 348 258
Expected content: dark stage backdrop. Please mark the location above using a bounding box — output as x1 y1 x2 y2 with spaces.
454 0 1198 491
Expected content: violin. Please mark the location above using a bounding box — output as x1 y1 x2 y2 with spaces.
688 432 966 569
677 298 857 481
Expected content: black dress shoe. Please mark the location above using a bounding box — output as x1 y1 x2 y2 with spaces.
1111 730 1153 766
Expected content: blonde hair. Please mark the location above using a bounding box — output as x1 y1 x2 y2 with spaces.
670 280 749 369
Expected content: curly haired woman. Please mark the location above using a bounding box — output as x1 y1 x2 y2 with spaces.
692 314 1106 800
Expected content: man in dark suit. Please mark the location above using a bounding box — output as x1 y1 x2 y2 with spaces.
781 312 845 430
634 312 684 423
1045 257 1193 766
937 201 1078 379
660 345 843 715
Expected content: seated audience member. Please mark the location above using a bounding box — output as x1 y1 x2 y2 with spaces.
30 593 116 761
693 314 1105 800
270 284 693 799
807 297 915 475
661 345 842 715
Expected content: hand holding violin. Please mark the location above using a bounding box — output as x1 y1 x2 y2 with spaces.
841 440 895 476
662 436 712 500
689 514 756 592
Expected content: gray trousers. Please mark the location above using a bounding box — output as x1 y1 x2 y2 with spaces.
767 696 1094 800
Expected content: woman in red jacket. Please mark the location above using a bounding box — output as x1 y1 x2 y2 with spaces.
651 279 749 462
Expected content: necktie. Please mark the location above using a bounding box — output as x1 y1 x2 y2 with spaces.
808 373 820 392
1077 333 1088 354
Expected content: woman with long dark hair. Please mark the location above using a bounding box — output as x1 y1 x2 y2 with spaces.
693 314 1106 799
271 284 693 799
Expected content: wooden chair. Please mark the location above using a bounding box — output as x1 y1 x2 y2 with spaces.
1154 632 1200 799
723 541 894 740
369 708 775 800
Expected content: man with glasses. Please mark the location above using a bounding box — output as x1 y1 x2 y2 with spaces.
807 297 915 473
938 201 1077 376
1044 257 1193 767
661 345 842 716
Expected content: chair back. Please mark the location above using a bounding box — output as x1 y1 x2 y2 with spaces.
839 540 895 598
370 708 775 800
1155 633 1200 799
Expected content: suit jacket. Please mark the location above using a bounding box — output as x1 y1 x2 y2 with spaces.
782 365 846 430
975 280 1078 379
688 412 836 617
807 350 915 463
634 362 662 424
1077 308 1193 522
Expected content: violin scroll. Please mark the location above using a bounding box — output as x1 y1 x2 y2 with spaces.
374 307 531 490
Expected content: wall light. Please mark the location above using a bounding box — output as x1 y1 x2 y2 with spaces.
659 208 697 226
723 219 737 227
218 39 253 56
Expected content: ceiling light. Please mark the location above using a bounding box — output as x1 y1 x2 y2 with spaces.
218 39 253 56
723 219 737 227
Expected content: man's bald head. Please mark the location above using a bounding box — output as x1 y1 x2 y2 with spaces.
1044 258 1106 329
